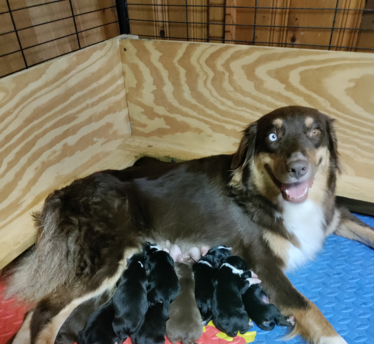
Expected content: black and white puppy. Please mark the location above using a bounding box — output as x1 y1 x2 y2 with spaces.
56 291 113 344
212 256 261 337
193 245 232 323
242 283 294 331
145 243 180 310
112 253 148 338
130 302 168 344
77 298 122 344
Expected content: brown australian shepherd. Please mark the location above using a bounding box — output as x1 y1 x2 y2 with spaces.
6 106 374 344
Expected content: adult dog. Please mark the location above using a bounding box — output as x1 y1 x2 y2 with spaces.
6 106 374 344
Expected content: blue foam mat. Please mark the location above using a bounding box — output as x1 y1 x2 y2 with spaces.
252 214 374 344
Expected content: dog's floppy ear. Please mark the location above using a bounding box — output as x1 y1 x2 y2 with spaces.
326 117 341 173
231 122 257 170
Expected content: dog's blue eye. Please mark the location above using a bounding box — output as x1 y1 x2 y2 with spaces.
268 133 277 142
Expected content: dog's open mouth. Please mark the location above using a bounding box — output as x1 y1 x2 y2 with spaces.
265 166 314 203
280 179 314 203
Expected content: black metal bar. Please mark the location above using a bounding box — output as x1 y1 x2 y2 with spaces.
22 33 76 50
68 0 81 49
0 30 16 37
116 0 131 34
9 0 65 13
223 0 226 44
207 1 210 42
0 49 22 58
126 3 374 11
128 18 374 32
252 0 257 45
78 21 120 34
185 0 189 41
328 0 339 50
13 5 117 32
18 16 73 31
74 6 117 17
5 0 27 68
133 34 374 50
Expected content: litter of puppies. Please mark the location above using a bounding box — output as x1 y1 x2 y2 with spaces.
57 244 294 344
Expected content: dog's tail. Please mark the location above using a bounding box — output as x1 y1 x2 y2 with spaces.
5 190 76 304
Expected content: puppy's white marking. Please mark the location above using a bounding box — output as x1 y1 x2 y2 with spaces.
282 199 325 271
216 246 231 250
245 278 262 285
319 336 348 344
150 245 162 251
138 261 144 268
198 260 213 268
221 263 243 275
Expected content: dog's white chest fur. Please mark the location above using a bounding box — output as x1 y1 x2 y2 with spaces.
282 199 325 271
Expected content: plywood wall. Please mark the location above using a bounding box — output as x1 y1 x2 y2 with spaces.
120 38 374 204
0 38 131 269
0 0 120 77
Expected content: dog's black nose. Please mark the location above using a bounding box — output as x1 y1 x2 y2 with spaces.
287 160 308 179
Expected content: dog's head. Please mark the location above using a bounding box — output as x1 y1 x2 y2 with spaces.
230 106 340 204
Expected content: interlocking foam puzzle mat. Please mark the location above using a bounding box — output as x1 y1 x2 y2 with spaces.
1 213 373 344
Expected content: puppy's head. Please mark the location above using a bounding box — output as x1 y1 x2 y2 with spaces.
230 106 340 204
206 245 232 268
222 256 247 271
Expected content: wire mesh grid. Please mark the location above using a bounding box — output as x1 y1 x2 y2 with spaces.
125 0 374 52
0 0 121 78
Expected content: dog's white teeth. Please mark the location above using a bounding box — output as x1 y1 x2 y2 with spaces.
285 189 289 195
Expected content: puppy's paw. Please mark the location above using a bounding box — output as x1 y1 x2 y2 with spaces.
318 336 348 344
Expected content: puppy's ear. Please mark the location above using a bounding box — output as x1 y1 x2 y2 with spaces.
231 122 257 170
326 118 341 173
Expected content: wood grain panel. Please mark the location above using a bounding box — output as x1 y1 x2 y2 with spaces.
9 0 60 10
120 39 374 203
24 34 79 66
71 0 116 15
0 51 26 77
0 0 8 13
75 7 118 32
18 17 76 49
208 0 224 43
0 38 130 269
0 32 19 55
12 1 72 30
0 13 13 34
78 22 120 48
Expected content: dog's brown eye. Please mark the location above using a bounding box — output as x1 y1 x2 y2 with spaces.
310 129 320 137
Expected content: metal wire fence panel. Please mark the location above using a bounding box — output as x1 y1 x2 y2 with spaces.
125 0 374 52
0 0 121 77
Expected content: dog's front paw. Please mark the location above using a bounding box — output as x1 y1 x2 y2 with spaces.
318 336 348 344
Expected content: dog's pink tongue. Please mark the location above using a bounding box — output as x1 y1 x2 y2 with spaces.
284 181 309 199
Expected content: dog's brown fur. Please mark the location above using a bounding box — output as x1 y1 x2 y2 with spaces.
6 106 374 344
166 263 203 344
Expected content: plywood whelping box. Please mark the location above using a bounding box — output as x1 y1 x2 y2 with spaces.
0 36 373 269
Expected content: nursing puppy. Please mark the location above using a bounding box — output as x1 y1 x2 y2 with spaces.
77 299 123 344
56 291 113 344
130 302 168 344
212 256 261 337
145 243 180 309
242 283 293 331
193 245 232 323
112 253 148 338
166 263 203 344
